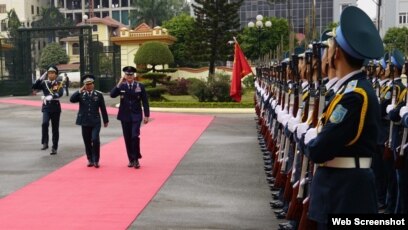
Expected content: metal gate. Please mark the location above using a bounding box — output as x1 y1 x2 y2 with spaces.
0 25 120 96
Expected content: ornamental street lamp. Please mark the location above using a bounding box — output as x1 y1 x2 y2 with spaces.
248 15 272 64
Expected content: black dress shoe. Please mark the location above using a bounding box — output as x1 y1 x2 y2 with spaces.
274 209 285 214
41 144 48 150
128 161 134 167
279 222 291 228
94 163 99 168
87 162 94 167
134 160 140 169
275 211 287 219
271 201 284 209
279 223 295 230
50 148 57 155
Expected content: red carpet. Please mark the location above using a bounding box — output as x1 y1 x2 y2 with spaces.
0 99 214 229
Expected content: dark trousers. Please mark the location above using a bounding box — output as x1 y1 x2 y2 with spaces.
121 121 142 162
372 145 387 206
385 154 398 213
41 111 60 150
65 86 69 96
81 125 101 163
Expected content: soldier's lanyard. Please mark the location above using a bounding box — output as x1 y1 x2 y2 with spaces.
45 80 54 96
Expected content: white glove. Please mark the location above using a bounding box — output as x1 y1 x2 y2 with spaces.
271 99 277 109
296 122 309 140
400 106 408 118
44 95 53 101
39 72 47 80
274 105 282 114
304 127 318 144
386 104 395 114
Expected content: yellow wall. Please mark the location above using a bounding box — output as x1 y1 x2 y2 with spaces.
119 44 141 68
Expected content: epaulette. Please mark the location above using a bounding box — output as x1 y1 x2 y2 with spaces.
344 80 358 94
95 90 103 94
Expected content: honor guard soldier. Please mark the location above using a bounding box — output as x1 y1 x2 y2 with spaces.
302 6 384 229
110 66 150 169
32 65 64 155
70 74 109 168
385 49 406 214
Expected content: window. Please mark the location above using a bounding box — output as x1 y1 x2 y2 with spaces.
1 20 7 31
72 43 79 55
31 5 34 14
37 6 39 15
92 25 97 32
0 4 6 13
399 13 407 24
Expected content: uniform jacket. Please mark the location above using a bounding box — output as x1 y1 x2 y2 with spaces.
110 81 150 122
70 90 109 127
305 72 379 223
32 79 64 113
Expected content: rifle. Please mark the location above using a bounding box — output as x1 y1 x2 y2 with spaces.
271 64 284 178
274 62 290 188
285 54 305 220
283 57 301 203
385 62 395 160
298 44 323 230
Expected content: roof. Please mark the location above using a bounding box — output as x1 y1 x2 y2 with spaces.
76 16 127 28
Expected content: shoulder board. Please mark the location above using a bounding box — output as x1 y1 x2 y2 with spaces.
95 90 103 94
344 80 358 94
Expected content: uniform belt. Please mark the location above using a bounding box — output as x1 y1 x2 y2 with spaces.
320 157 372 169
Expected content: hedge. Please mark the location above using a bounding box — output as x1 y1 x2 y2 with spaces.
149 101 253 108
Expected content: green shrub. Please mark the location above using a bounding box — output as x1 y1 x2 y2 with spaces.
149 101 253 108
187 79 211 102
146 86 167 100
243 74 255 89
209 80 232 102
167 78 189 95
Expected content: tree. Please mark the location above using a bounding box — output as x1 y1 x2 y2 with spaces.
383 27 408 55
38 43 69 69
190 0 243 76
134 41 174 87
129 0 190 28
162 13 196 67
6 9 21 39
134 41 174 71
238 17 289 61
31 6 74 28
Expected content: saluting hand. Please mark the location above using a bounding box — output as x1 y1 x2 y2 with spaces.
80 85 86 93
116 75 125 87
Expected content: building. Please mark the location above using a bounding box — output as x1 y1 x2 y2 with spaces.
52 0 133 26
0 0 49 37
111 23 176 68
236 0 335 36
383 0 408 38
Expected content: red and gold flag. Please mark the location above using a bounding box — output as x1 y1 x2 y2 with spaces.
230 42 252 102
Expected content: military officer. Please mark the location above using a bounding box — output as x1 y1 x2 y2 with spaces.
70 75 109 168
32 65 64 155
303 6 384 229
110 66 150 169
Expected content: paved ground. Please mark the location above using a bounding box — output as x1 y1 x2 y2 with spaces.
0 92 282 229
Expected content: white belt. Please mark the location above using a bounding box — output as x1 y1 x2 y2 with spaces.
320 157 372 169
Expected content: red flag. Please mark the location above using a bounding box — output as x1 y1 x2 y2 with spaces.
230 42 252 102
